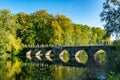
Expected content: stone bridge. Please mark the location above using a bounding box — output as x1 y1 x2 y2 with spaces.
20 45 115 67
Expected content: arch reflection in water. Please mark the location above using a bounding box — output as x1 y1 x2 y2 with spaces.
94 49 107 65
59 50 69 63
75 50 88 64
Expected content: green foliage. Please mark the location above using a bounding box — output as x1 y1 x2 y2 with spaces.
100 1 120 78
77 50 88 64
107 71 116 80
107 71 120 80
63 50 69 63
100 0 120 39
0 9 21 56
60 50 69 63
94 50 107 66
49 21 63 44
0 57 22 80
16 12 35 45
31 10 54 44
73 24 110 45
112 40 120 72
55 14 74 45
15 10 110 46
106 40 120 80
73 24 82 45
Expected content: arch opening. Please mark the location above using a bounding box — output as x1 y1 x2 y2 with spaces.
59 50 70 63
26 50 32 60
35 51 42 60
94 49 107 66
45 50 54 61
75 50 88 64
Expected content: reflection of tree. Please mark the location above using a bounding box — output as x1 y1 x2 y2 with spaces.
6 60 21 78
0 57 22 80
50 65 87 80
0 58 8 79
51 65 63 80
16 62 54 80
17 63 37 80
32 65 53 80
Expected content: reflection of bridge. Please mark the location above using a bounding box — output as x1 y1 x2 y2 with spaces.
21 45 115 67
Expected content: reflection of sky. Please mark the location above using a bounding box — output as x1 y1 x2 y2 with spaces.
0 0 105 27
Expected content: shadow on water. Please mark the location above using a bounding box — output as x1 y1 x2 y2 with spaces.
0 51 113 80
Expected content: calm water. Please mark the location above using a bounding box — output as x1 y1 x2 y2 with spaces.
0 51 109 80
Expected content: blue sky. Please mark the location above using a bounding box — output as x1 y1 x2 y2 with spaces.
0 0 105 27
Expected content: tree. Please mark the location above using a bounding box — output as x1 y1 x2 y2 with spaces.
49 21 63 44
55 14 74 45
101 1 120 79
73 24 83 45
31 10 54 44
0 9 21 55
0 30 8 55
81 25 91 45
100 0 120 39
92 27 105 42
16 12 35 45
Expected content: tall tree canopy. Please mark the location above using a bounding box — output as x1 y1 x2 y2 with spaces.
0 9 21 55
100 0 120 39
55 14 74 45
15 10 111 45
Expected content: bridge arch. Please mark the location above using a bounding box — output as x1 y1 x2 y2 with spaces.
59 50 70 63
35 51 42 60
75 50 88 64
45 50 54 61
26 50 32 60
94 49 107 65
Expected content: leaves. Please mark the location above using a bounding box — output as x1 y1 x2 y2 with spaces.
6 60 21 78
0 9 21 55
6 34 21 53
100 0 120 39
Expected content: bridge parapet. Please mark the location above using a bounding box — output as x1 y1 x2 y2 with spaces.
23 42 114 48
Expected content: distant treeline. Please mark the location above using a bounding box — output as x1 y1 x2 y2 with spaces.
16 10 111 45
0 9 110 54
